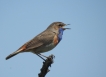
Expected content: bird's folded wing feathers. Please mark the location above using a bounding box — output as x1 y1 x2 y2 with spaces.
19 31 56 51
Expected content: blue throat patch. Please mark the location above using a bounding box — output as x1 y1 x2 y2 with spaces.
58 28 64 42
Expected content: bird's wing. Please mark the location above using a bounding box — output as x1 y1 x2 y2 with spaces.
17 30 57 52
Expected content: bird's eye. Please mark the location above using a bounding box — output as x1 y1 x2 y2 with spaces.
58 24 62 27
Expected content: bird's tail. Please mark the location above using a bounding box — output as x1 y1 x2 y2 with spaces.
5 50 21 60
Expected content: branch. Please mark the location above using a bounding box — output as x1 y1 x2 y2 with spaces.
38 54 55 77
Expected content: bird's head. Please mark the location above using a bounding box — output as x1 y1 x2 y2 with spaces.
47 22 70 32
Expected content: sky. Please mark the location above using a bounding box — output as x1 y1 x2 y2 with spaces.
0 0 106 77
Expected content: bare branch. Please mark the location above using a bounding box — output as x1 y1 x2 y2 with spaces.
38 54 55 77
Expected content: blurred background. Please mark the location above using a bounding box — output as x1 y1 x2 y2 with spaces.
0 0 106 77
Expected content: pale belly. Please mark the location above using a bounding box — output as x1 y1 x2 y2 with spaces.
32 43 57 53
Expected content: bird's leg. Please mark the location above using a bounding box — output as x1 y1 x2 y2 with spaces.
36 53 50 61
39 53 48 58
36 54 45 61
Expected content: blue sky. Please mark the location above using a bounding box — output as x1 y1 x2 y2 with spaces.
0 0 106 77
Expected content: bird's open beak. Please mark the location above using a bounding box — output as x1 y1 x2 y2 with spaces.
66 24 70 26
62 24 71 30
62 28 71 30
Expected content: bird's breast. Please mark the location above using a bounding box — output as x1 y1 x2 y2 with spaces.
45 43 56 50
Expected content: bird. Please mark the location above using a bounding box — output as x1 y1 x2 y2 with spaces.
5 22 70 60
